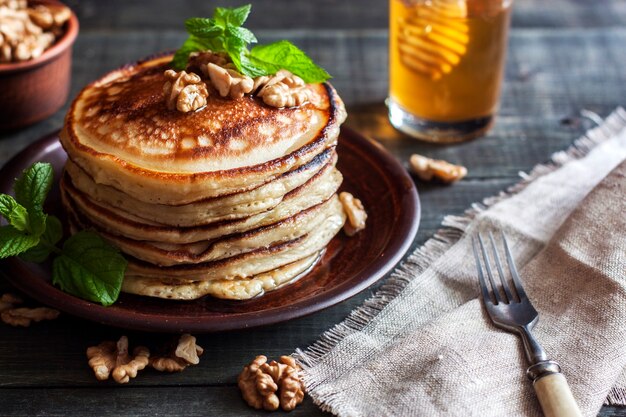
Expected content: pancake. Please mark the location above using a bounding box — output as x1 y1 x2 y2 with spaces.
63 147 337 227
65 193 342 266
121 252 321 300
60 54 347 205
61 161 342 244
60 53 352 301
123 206 345 281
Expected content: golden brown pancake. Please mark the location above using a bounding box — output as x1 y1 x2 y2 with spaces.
65 193 343 267
61 160 342 244
121 253 321 300
60 54 347 204
69 205 345 283
63 147 337 227
60 53 350 301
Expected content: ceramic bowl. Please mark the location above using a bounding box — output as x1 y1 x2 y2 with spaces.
0 1 79 130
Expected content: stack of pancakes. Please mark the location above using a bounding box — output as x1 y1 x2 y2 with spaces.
59 55 348 300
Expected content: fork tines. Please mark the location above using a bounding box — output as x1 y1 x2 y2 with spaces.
472 232 527 305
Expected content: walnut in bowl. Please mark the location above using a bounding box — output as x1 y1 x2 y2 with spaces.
0 0 78 130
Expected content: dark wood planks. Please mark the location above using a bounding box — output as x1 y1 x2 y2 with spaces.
3 28 625 175
0 0 625 416
0 388 623 416
61 0 626 30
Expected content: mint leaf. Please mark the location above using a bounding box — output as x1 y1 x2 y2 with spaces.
185 18 222 37
172 5 331 83
52 231 127 306
215 4 251 27
227 26 256 44
20 215 62 262
13 162 53 236
0 225 39 259
0 194 29 232
14 162 53 211
248 41 331 83
171 35 223 70
239 54 275 78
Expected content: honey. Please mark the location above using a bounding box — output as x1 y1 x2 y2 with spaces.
389 0 512 139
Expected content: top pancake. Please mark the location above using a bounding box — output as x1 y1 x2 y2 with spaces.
60 54 347 204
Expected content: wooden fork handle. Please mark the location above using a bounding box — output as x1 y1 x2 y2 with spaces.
533 372 583 417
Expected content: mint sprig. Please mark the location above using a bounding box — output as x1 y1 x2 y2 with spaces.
172 4 331 84
0 163 127 306
53 232 126 306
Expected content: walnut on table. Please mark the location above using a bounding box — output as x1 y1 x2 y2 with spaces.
163 69 209 113
409 153 468 183
86 336 150 384
150 333 204 372
238 355 305 412
339 192 368 236
0 293 59 327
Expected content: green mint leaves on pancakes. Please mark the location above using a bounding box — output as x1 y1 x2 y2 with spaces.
172 4 331 84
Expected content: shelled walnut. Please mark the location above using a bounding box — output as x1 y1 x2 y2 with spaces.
163 69 209 112
255 70 311 108
86 336 150 384
206 62 254 99
187 50 234 75
339 192 367 236
409 154 467 183
0 1 70 63
150 333 204 372
27 4 71 32
238 355 305 412
0 293 59 327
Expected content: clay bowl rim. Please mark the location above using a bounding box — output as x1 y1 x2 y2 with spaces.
0 0 79 75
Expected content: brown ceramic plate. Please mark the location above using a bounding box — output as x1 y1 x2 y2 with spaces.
0 128 419 333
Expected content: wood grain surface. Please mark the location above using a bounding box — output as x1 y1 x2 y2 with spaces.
0 1 624 416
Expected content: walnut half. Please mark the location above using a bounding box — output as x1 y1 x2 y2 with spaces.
86 336 150 384
206 63 254 99
409 154 467 183
163 69 209 113
339 192 367 236
254 70 311 108
238 355 305 412
0 293 59 327
150 333 204 372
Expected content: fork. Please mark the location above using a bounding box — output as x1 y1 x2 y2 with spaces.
473 232 582 417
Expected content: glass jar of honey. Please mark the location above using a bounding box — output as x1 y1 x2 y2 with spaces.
388 0 513 143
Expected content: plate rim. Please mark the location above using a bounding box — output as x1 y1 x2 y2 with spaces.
0 127 420 332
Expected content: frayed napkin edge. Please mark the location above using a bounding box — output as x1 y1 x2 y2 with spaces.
294 107 626 414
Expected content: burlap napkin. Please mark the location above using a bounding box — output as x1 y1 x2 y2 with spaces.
296 108 626 417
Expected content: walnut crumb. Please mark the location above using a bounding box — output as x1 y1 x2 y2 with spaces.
150 333 204 372
409 154 467 183
339 192 367 236
163 69 209 113
86 336 150 384
0 293 59 327
238 355 305 412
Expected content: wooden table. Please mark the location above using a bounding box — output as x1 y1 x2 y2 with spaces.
1 1 625 415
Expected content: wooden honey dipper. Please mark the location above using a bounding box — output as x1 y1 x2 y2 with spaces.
397 0 469 80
